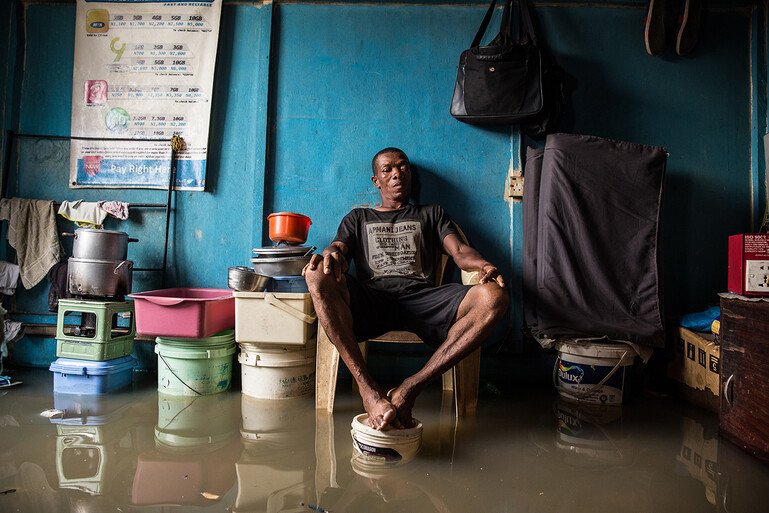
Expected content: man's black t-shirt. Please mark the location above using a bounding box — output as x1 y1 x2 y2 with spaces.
333 204 458 294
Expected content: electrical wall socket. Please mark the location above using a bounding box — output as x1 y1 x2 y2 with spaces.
507 172 524 200
745 260 769 292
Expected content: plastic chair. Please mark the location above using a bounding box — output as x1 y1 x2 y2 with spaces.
314 247 481 417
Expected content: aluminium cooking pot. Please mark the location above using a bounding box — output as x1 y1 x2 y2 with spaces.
62 229 138 261
67 257 133 298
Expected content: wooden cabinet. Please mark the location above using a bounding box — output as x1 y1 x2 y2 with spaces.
719 297 769 463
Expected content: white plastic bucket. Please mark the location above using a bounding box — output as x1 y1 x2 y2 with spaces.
238 344 316 399
350 414 422 464
555 341 637 406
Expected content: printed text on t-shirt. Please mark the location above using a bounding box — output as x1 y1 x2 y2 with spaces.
365 221 424 278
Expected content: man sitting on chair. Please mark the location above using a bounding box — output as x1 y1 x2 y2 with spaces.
303 147 509 430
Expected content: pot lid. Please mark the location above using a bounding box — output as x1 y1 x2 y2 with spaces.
251 245 315 257
76 228 128 236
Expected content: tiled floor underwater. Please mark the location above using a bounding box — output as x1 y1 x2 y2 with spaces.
1 368 768 513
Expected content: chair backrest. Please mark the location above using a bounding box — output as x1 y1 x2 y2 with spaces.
435 223 471 286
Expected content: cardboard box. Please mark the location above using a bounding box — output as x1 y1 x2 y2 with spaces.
668 327 720 413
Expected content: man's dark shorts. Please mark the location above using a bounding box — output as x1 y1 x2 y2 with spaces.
345 275 472 347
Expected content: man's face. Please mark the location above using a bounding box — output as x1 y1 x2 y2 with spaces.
372 152 411 203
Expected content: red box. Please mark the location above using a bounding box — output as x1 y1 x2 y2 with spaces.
128 288 234 338
728 234 769 296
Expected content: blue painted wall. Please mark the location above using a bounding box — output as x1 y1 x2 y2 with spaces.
0 1 764 369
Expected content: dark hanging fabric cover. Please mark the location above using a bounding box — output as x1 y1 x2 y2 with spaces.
522 146 544 332
526 133 667 347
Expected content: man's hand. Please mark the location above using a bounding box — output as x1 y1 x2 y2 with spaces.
302 251 348 282
478 264 505 288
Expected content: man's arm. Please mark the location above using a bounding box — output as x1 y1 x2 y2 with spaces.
442 233 505 288
302 240 349 282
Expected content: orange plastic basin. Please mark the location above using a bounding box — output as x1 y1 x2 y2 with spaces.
267 212 312 244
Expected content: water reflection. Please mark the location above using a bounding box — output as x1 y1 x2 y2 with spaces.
235 395 315 513
5 369 769 512
311 392 459 513
131 393 242 506
678 413 719 506
52 392 147 500
552 400 635 467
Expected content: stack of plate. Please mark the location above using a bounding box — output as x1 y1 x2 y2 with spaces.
249 245 315 293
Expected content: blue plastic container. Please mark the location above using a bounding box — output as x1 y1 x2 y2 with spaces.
268 275 309 293
50 356 136 394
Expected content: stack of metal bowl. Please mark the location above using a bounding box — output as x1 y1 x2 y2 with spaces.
227 244 317 292
227 266 271 292
227 244 315 293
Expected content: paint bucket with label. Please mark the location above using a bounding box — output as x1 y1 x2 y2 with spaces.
238 342 316 399
350 414 422 464
554 341 637 406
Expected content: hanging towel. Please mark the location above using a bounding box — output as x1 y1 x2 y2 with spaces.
0 198 63 289
97 200 130 220
0 261 20 295
58 200 108 228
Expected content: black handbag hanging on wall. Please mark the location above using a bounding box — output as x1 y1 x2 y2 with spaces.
450 0 564 135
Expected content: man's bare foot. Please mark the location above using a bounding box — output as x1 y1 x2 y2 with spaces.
361 389 400 430
387 383 418 428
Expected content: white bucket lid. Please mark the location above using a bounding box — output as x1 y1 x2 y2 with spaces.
238 344 316 368
555 340 638 361
350 413 423 440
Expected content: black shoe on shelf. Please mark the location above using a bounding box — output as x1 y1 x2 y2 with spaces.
676 0 702 56
644 0 667 56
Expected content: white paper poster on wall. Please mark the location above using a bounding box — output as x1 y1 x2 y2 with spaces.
69 0 222 190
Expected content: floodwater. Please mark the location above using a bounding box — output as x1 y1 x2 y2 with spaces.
1 369 768 513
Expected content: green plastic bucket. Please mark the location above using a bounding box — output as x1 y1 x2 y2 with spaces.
155 329 236 396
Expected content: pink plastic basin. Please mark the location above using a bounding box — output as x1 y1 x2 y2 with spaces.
128 288 234 339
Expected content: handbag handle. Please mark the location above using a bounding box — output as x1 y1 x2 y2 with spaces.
471 0 515 48
471 0 537 48
516 0 538 45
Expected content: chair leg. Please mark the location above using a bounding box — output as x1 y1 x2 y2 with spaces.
441 368 454 393
316 326 339 412
454 347 481 417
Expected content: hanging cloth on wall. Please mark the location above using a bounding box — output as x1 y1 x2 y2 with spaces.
0 198 63 289
0 262 20 295
58 200 108 228
525 133 667 348
522 146 544 339
97 200 130 220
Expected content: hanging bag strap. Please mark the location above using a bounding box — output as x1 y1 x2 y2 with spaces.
497 0 515 46
471 0 515 48
516 0 538 45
